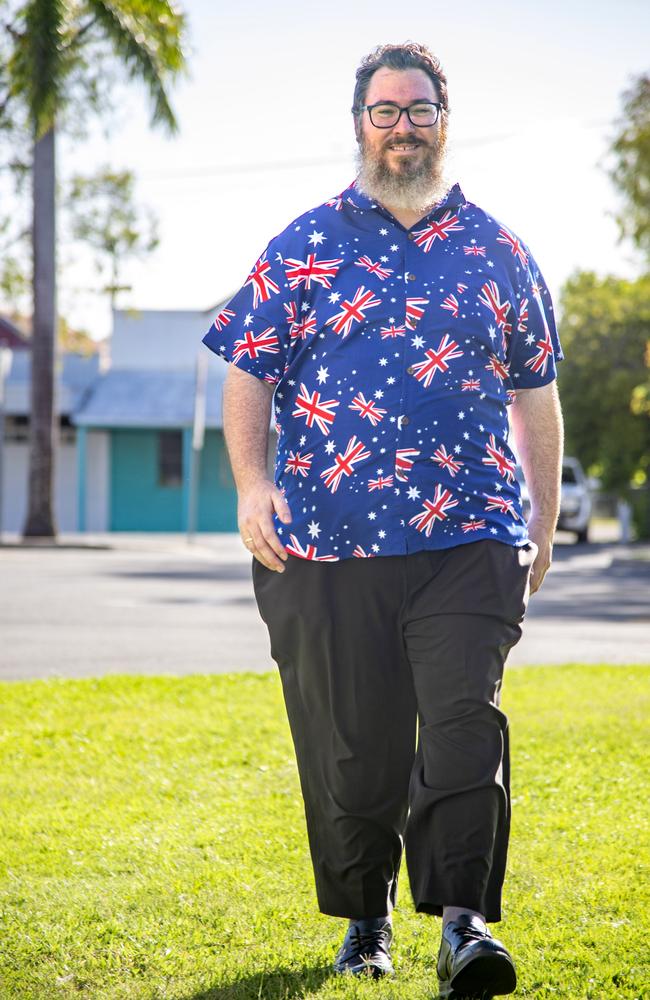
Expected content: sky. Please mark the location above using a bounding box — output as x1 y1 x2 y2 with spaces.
15 0 650 341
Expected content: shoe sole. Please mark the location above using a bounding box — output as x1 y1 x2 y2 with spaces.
438 951 517 999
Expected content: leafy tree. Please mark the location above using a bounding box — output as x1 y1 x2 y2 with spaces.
66 166 159 307
2 0 187 538
608 74 650 264
557 271 650 494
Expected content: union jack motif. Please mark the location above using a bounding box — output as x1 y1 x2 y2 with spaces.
484 493 520 520
263 373 280 385
441 293 459 318
355 255 393 279
405 297 429 330
496 226 529 266
285 534 339 560
245 253 280 308
507 389 518 404
368 474 394 491
353 544 375 557
283 301 298 326
349 392 387 426
289 309 318 340
212 306 235 332
482 434 516 482
462 378 481 391
431 444 464 477
462 519 487 532
517 297 529 333
485 354 510 383
478 280 512 335
457 282 468 293
283 253 343 290
325 195 344 211
326 286 382 337
395 447 420 481
292 383 340 434
410 334 464 387
464 245 486 256
409 485 460 535
412 211 465 251
380 323 406 339
320 435 372 492
232 326 280 364
524 329 554 376
284 451 313 477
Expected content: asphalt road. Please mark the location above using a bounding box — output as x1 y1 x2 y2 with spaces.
1 530 648 682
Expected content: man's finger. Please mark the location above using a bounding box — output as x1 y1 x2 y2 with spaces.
272 489 292 524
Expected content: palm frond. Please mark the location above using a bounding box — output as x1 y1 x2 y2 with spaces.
9 0 70 136
84 0 187 134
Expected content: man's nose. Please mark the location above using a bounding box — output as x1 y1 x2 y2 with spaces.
392 108 416 132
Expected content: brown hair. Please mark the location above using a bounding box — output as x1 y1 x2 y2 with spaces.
352 42 450 125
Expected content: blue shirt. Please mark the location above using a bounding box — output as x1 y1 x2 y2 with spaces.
202 180 563 562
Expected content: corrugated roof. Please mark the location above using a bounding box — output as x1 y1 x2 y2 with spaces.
71 366 227 428
4 352 101 416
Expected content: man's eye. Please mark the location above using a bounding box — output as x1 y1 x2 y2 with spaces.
410 105 431 116
375 106 395 116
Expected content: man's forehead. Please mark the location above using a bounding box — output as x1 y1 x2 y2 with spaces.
365 66 438 101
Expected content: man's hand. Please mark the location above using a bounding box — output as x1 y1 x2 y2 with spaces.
239 478 292 572
525 514 554 595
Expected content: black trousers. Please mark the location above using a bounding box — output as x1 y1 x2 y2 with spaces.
252 539 536 923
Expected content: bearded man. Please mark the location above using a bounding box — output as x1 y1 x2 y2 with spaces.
203 42 564 1000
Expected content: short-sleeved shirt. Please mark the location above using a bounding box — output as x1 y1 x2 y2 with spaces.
202 180 563 562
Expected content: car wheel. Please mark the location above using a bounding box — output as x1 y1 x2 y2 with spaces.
576 526 589 544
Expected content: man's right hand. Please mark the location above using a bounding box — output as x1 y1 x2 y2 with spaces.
238 478 292 572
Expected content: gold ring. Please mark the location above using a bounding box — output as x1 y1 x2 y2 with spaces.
244 536 254 543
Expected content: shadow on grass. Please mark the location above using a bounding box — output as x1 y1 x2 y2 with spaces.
185 963 332 999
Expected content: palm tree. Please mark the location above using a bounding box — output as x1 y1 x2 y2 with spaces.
6 0 186 538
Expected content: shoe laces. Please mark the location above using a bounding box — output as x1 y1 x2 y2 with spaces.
352 921 390 956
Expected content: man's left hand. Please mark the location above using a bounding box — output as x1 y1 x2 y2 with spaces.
525 516 555 595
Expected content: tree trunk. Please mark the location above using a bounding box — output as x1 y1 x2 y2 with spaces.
23 125 58 539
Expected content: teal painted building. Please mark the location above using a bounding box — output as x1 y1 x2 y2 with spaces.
71 306 269 533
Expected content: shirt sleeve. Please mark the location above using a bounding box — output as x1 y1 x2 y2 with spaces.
202 244 288 384
506 248 564 390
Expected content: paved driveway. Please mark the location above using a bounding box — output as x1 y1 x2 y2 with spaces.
1 531 648 681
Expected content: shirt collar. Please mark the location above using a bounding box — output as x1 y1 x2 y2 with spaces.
338 178 466 220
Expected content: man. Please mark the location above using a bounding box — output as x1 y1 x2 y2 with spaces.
203 42 563 1000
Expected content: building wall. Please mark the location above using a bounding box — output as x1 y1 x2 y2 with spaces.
86 431 110 532
110 428 238 532
2 437 78 533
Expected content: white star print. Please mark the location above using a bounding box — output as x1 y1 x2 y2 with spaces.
411 335 425 349
407 486 421 500
368 512 377 520
378 530 386 539
244 313 253 325
328 291 341 303
372 543 380 552
307 520 321 538
325 440 336 454
379 228 388 235
307 230 325 246
316 365 329 384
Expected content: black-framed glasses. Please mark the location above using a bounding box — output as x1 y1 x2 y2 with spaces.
357 101 442 128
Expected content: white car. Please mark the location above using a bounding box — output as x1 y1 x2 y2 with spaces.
515 456 593 543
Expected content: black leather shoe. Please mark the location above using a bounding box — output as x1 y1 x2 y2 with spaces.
333 917 394 978
436 913 516 999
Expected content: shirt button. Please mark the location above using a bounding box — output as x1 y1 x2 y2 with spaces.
407 365 415 375
400 415 410 427
408 232 415 241
406 272 416 281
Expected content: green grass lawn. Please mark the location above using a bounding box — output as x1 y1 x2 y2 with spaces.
0 665 648 1000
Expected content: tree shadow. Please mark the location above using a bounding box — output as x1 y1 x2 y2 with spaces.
182 962 332 1000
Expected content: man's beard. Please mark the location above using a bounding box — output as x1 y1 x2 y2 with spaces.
355 130 451 213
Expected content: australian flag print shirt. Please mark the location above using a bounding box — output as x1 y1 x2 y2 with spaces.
202 180 563 562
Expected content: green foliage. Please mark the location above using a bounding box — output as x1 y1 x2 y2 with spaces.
0 667 648 999
608 74 650 264
65 165 160 305
557 270 650 493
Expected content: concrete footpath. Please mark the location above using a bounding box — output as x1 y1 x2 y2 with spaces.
1 529 648 682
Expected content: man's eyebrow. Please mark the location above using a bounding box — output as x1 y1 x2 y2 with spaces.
371 97 436 103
